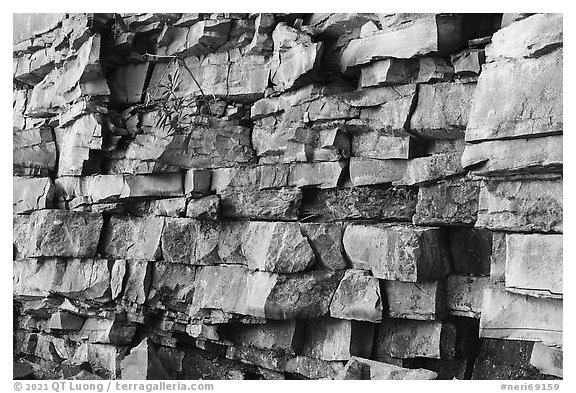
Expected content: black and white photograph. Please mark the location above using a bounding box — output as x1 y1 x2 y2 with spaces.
11 5 565 386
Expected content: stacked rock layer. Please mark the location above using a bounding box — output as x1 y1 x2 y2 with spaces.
13 12 562 380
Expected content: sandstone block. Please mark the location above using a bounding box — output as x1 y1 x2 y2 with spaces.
476 178 562 233
54 114 103 176
486 13 562 61
48 312 85 331
299 223 347 270
451 49 485 76
479 285 562 347
466 50 562 142
374 319 457 360
13 176 54 213
505 234 562 298
350 129 414 160
384 280 445 320
122 260 151 305
186 195 220 220
14 258 113 302
446 275 488 318
101 216 164 260
288 161 346 189
121 173 183 199
157 19 231 57
413 175 480 225
343 224 449 282
359 58 413 87
396 151 464 186
225 320 304 355
220 187 301 220
126 197 187 217
415 57 454 83
349 157 407 187
530 343 562 378
13 214 31 260
160 218 219 265
77 318 136 345
302 185 417 222
146 261 196 312
340 14 462 71
210 164 289 193
410 82 476 139
184 169 211 195
461 136 562 176
336 356 438 380
26 209 103 258
121 339 170 380
330 270 382 322
301 317 374 361
13 126 57 175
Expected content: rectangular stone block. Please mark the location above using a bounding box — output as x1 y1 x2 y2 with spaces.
461 136 562 176
100 216 164 260
220 187 301 220
185 195 220 220
374 319 457 360
451 49 485 76
350 129 415 160
530 343 562 378
225 320 304 355
330 269 383 322
505 234 562 298
146 261 196 312
77 317 136 345
340 14 462 70
413 175 480 225
13 176 54 213
343 224 450 282
120 173 183 198
466 50 562 142
127 197 187 217
184 168 211 195
359 58 414 88
160 218 219 266
479 285 562 347
25 209 103 258
54 114 103 176
13 126 57 175
302 317 374 361
299 223 347 270
336 356 438 380
410 81 476 139
14 258 113 302
396 151 464 186
446 275 488 318
288 161 346 189
108 63 149 104
210 164 289 193
476 178 562 233
301 185 417 222
349 157 407 186
13 214 31 260
448 228 492 276
384 280 446 320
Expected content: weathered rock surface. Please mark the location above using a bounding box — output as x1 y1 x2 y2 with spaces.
350 129 414 160
479 285 562 347
340 14 463 71
448 228 492 276
413 175 480 225
301 317 374 361
397 151 464 186
465 49 562 142
451 49 485 76
13 176 54 213
220 187 302 220
186 196 220 220
410 82 476 140
504 234 562 298
299 223 347 270
530 343 562 378
287 161 346 189
461 136 563 176
121 339 170 380
383 280 446 320
101 216 164 260
374 319 456 360
446 275 488 318
343 224 450 281
330 270 382 322
336 356 438 380
26 210 103 258
13 126 57 175
349 158 407 187
226 320 304 355
476 178 563 233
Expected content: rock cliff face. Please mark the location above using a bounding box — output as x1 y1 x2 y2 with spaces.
13 13 562 380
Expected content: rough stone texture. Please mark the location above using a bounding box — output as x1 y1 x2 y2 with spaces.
446 275 488 318
530 343 562 378
340 14 463 71
343 224 450 282
336 356 438 380
397 151 464 186
160 218 219 266
413 175 480 225
383 280 446 320
220 187 302 220
358 58 414 88
301 317 374 361
25 210 103 258
329 270 382 322
476 178 563 233
504 234 562 298
226 320 304 355
13 214 31 260
146 262 196 312
349 157 407 187
287 161 346 189
448 228 492 276
13 176 54 213
350 129 414 160
101 216 164 260
466 49 562 142
13 126 57 175
374 319 457 360
186 195 220 220
480 285 562 347
299 223 347 270
461 136 563 176
410 82 476 140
